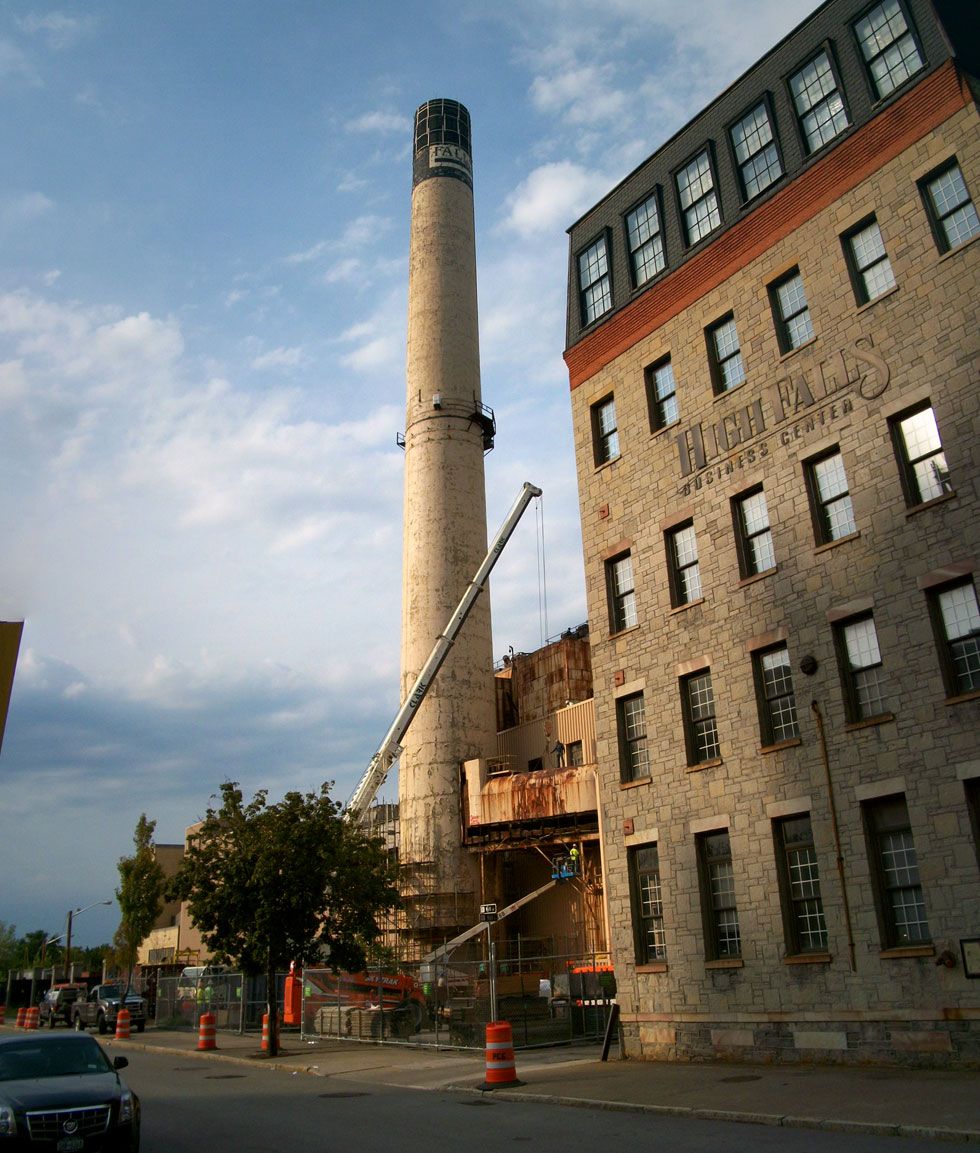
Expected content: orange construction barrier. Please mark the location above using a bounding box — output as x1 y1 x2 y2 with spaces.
196 1012 216 1051
483 1021 522 1088
0 1004 5 1025
261 1012 279 1052
25 1007 39 1030
115 1008 131 1040
15 1007 27 1028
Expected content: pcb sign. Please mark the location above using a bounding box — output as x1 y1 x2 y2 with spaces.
479 903 498 923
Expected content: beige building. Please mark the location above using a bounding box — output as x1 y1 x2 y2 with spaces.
564 0 979 1064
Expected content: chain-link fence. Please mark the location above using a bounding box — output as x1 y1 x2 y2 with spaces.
154 972 282 1034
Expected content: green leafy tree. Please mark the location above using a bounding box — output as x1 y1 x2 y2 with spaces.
170 780 399 1056
114 814 166 997
0 920 16 978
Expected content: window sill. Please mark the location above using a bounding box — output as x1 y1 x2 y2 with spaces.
814 530 860 555
760 737 802 755
620 775 652 790
670 597 705 615
844 713 895 732
593 454 621 474
854 284 899 314
636 962 668 974
784 952 832 965
712 380 747 402
609 624 640 640
777 335 818 363
686 757 723 773
705 958 744 970
737 567 776 588
905 490 956 517
880 944 934 960
937 231 979 262
946 689 980 707
650 420 680 440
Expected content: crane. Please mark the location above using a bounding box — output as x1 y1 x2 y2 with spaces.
344 481 543 822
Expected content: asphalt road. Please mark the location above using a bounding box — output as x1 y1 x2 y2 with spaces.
122 1048 978 1153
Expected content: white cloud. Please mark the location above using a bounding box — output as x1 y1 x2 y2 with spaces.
501 161 609 238
251 345 305 372
348 110 410 135
1 191 54 225
15 11 96 50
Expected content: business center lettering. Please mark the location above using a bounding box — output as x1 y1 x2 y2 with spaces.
675 337 889 495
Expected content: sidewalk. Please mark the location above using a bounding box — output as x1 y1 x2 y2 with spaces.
98 1026 980 1144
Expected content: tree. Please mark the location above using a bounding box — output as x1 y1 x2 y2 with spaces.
170 780 399 1057
114 814 166 996
0 920 16 978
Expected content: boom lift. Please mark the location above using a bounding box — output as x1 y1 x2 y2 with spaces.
344 480 543 822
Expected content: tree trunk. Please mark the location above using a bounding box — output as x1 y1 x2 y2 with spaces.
265 956 279 1057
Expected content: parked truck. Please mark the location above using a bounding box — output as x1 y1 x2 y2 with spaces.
71 983 146 1034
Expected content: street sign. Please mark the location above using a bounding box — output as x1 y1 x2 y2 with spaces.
479 903 498 922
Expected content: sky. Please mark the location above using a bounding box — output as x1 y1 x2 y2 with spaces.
0 0 819 949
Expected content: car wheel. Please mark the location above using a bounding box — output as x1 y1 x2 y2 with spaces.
97 1013 107 1035
48 1014 55 1029
136 1021 145 1033
74 1016 85 1031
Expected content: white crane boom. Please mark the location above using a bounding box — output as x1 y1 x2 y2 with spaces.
344 481 543 822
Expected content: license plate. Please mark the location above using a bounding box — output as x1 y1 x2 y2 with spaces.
57 1139 84 1152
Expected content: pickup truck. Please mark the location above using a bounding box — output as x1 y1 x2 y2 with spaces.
38 983 87 1028
71 983 147 1034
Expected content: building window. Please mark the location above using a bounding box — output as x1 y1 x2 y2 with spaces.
754 644 799 744
682 669 720 765
566 740 584 767
697 830 741 959
843 217 896 304
770 268 814 352
676 150 720 246
630 844 667 963
667 522 702 606
790 49 849 154
591 395 619 465
607 552 637 633
774 815 828 954
864 794 930 947
578 235 612 325
921 161 980 253
645 356 679 431
836 614 889 721
890 403 951 506
626 193 665 287
928 580 980 697
806 448 856 544
854 0 924 100
731 102 782 201
707 313 746 393
965 778 980 871
617 692 650 783
733 487 775 577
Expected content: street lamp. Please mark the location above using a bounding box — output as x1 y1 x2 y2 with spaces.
64 900 112 979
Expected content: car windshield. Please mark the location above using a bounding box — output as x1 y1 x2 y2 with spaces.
0 1038 112 1081
99 985 121 998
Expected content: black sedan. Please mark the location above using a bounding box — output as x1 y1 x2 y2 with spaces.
0 1033 139 1151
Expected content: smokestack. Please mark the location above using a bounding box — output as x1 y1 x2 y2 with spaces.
398 100 494 946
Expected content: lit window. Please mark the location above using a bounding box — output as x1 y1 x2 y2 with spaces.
854 0 924 100
843 217 896 304
682 669 720 764
731 103 782 200
774 815 828 953
890 403 951 506
646 356 679 431
630 844 667 963
929 580 980 697
770 268 814 352
578 235 612 325
667 522 702 606
591 395 619 465
617 692 650 783
697 830 740 959
733 487 775 577
836 614 889 721
806 449 856 544
864 794 930 947
626 194 665 287
707 314 746 393
754 645 799 744
676 151 720 245
607 552 637 633
921 160 980 253
790 50 849 154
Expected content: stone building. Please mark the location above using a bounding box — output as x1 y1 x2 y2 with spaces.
564 0 979 1064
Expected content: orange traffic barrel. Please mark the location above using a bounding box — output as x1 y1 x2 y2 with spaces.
25 1006 39 1030
261 1012 279 1051
197 1011 216 1051
115 1008 131 1040
0 1004 5 1025
483 1021 522 1088
15 1007 27 1028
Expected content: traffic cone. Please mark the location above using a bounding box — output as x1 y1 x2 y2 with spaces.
115 1008 131 1040
15 1007 27 1029
197 1012 216 1051
482 1021 522 1088
261 1012 279 1052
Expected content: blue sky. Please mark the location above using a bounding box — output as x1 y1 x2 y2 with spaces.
0 0 818 948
